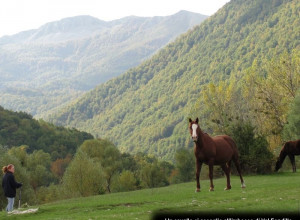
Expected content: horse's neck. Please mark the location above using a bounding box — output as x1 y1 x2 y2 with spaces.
279 149 287 162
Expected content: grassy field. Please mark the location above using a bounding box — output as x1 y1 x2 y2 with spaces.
1 172 299 220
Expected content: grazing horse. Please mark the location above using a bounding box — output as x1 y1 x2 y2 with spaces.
275 140 300 172
188 118 246 192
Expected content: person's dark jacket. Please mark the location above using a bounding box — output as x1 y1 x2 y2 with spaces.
2 171 22 198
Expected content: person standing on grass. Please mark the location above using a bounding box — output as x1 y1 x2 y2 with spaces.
2 164 22 212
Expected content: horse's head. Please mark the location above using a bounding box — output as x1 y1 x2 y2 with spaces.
188 118 200 142
274 159 282 172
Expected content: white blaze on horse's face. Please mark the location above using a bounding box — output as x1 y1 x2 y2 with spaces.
192 124 198 141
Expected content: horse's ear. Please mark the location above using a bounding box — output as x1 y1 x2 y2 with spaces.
189 118 192 123
196 117 199 123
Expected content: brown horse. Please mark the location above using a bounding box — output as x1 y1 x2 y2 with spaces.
275 139 300 172
188 118 245 192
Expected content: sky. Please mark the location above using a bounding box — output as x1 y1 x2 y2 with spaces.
0 0 230 38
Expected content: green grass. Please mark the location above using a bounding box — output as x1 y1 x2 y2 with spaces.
1 172 300 219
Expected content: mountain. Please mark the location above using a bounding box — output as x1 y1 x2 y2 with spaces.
43 0 300 161
0 11 207 117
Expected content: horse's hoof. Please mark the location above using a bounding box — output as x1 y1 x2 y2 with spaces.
195 188 201 192
224 187 231 190
209 188 214 191
241 183 246 188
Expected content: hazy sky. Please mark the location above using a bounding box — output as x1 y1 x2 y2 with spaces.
0 0 230 38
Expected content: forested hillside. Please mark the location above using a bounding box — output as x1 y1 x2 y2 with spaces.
49 0 300 161
0 106 93 159
0 106 177 208
0 11 207 118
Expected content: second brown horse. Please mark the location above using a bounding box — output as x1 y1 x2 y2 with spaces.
188 118 246 191
275 139 300 172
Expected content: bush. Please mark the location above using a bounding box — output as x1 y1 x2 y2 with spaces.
227 121 274 174
62 150 106 198
111 170 137 192
174 148 194 182
139 162 168 188
36 184 64 204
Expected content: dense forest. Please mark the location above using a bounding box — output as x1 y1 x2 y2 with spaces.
48 0 300 161
0 106 93 159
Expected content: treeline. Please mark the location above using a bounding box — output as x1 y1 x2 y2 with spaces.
0 139 198 209
0 107 191 208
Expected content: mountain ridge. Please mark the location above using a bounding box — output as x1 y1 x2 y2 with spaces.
0 11 207 117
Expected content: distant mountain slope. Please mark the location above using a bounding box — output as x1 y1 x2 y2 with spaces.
49 0 299 161
0 11 207 117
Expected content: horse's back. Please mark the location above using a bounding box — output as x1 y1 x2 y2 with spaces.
286 139 300 155
212 135 237 149
212 135 237 163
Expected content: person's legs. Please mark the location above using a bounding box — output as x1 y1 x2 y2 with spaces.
6 197 15 212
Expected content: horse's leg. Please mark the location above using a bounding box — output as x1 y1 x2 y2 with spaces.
288 154 296 172
195 159 202 192
233 157 246 188
227 160 232 174
221 163 231 190
208 159 214 191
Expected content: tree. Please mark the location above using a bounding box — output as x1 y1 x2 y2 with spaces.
7 145 29 166
50 154 72 182
243 50 300 146
8 147 54 191
139 162 167 188
79 139 122 193
283 89 300 141
36 183 64 204
159 160 175 183
29 165 51 190
112 170 137 192
227 121 274 174
26 150 53 191
193 74 248 135
26 150 51 169
120 153 139 173
174 149 194 182
62 149 106 197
